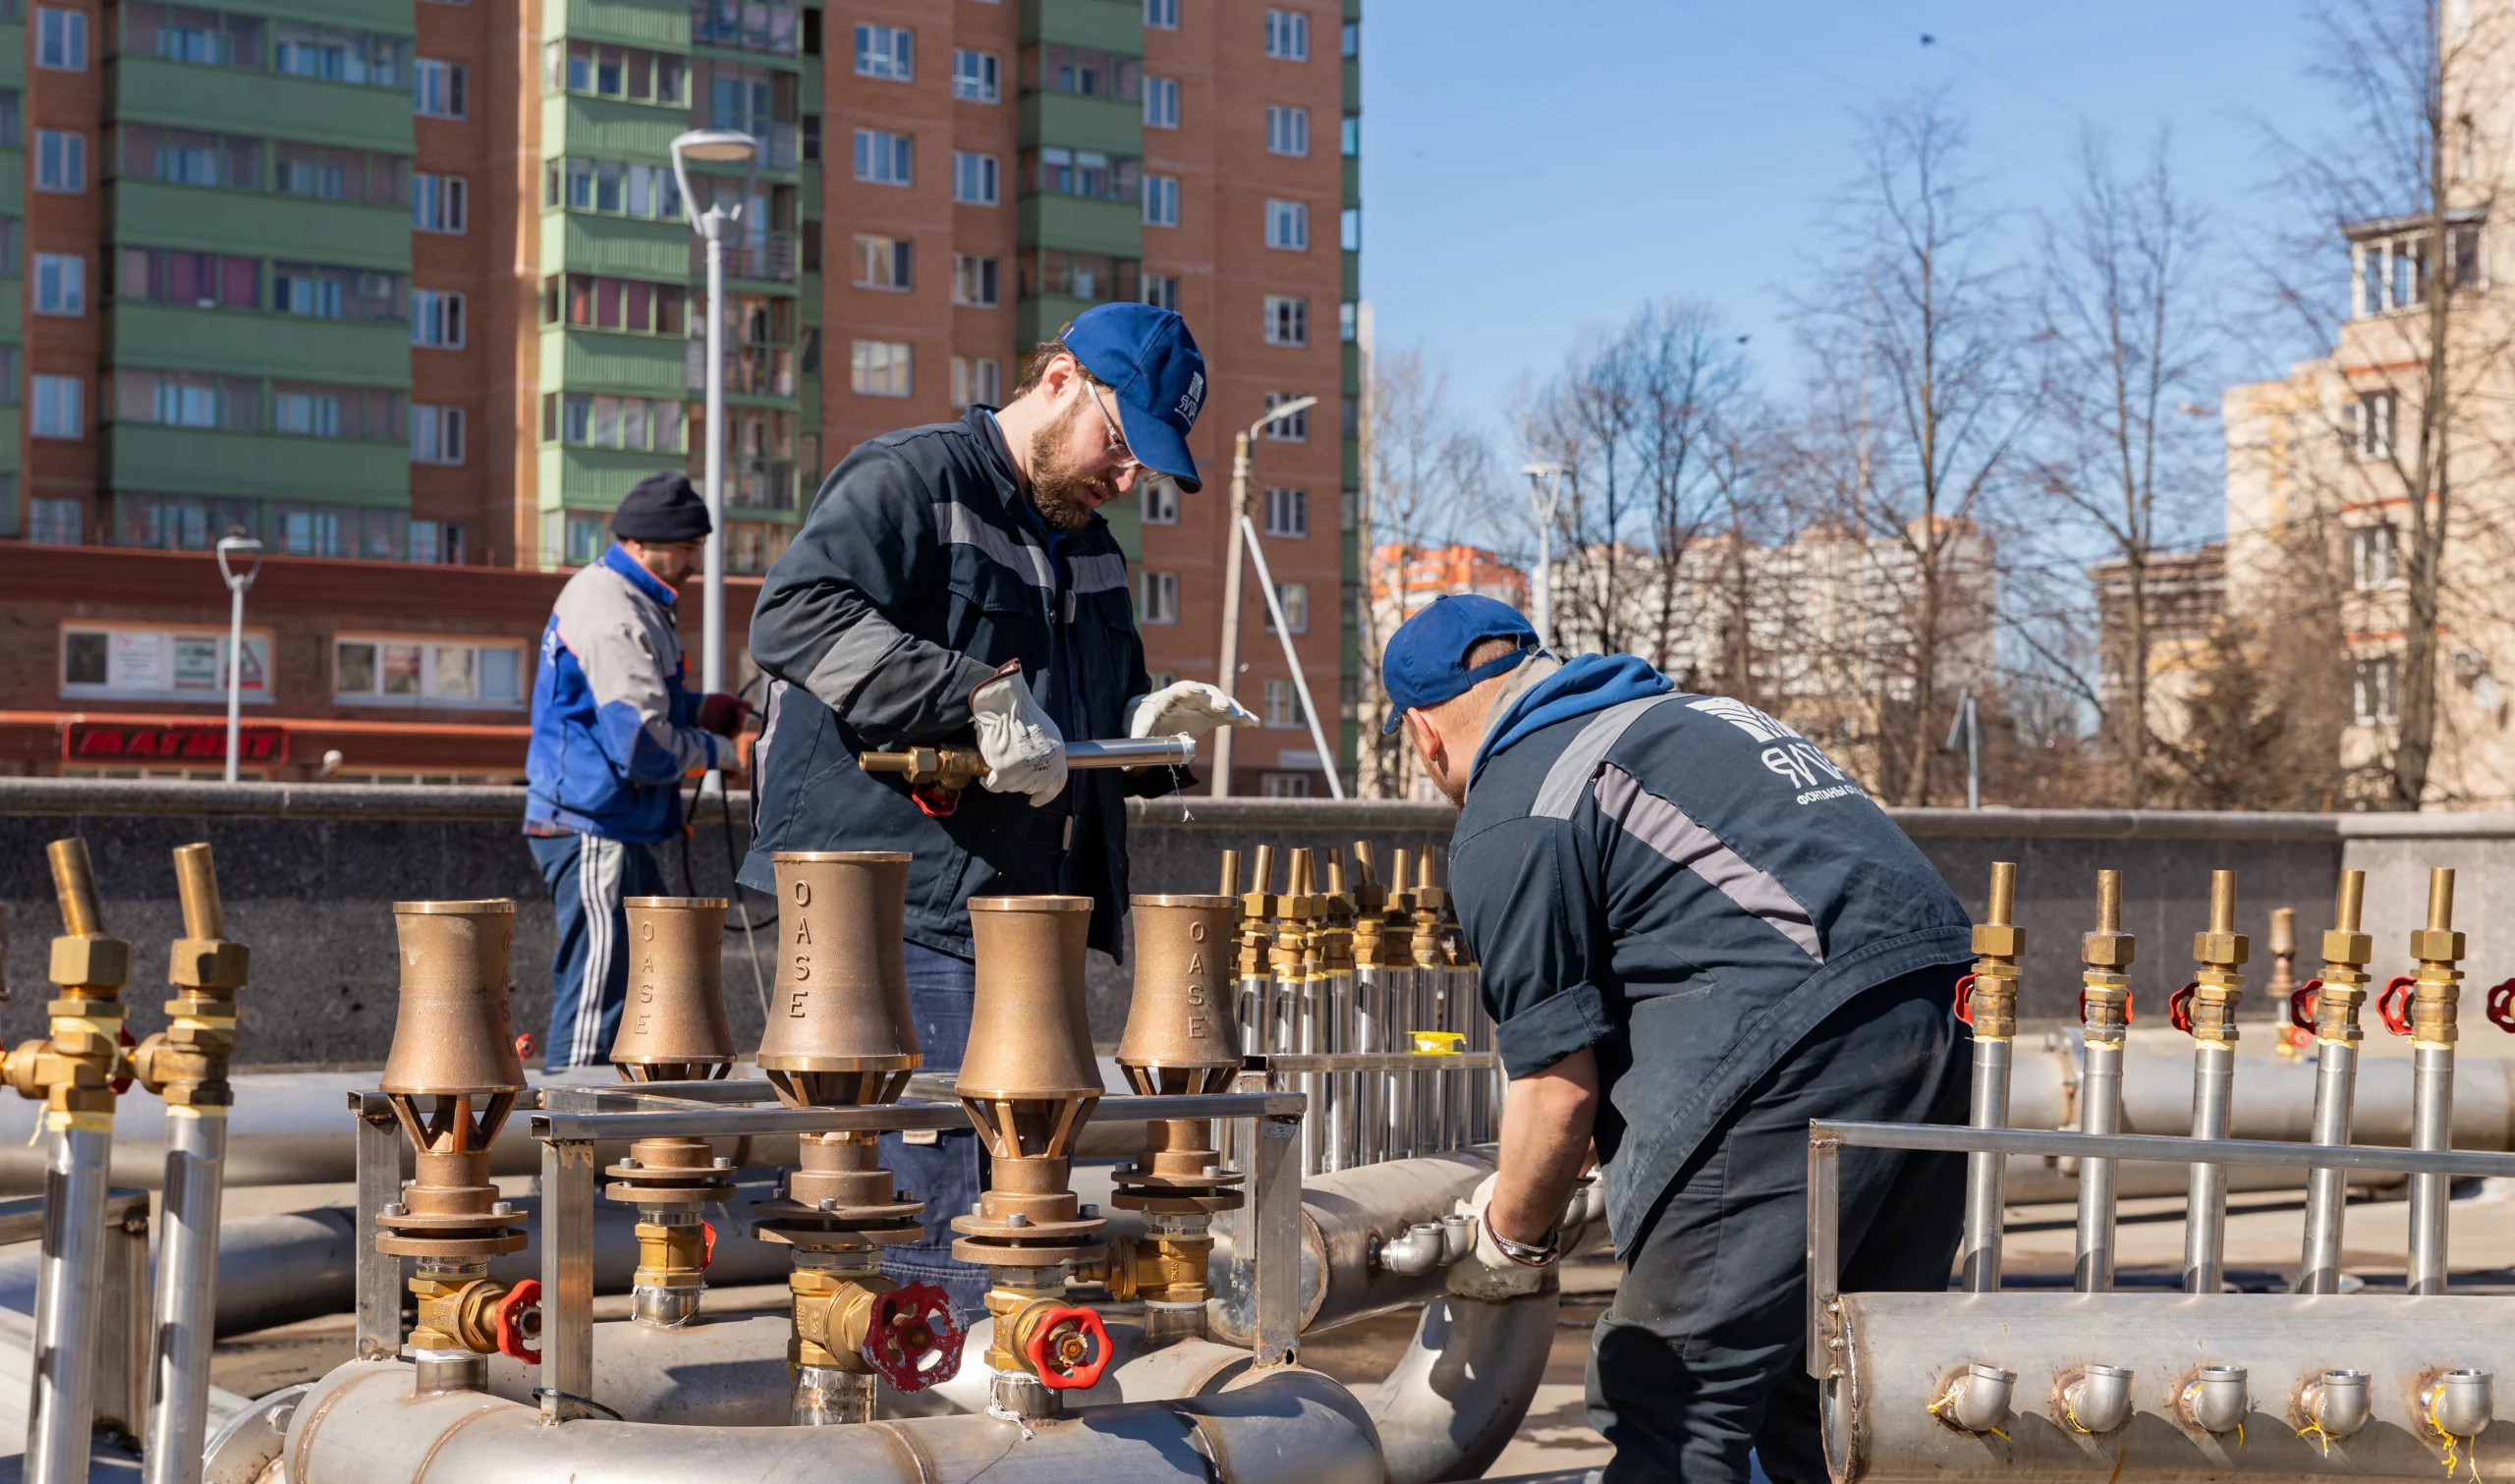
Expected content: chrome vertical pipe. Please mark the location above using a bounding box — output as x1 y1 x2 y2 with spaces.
2180 869 2248 1296
28 1124 113 1484
2072 870 2132 1293
1228 848 1276 1179
1958 862 2022 1293
2299 869 2372 1294
2405 866 2464 1295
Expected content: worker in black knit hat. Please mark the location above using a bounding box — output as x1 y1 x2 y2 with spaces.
523 471 751 1071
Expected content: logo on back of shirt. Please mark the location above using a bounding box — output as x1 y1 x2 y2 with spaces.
1687 696 1864 804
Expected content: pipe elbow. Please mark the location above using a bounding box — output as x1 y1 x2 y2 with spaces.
2179 1364 2249 1436
2301 1368 2371 1439
2059 1364 2133 1435
1931 1363 2015 1435
1379 1223 1447 1279
2426 1368 2494 1441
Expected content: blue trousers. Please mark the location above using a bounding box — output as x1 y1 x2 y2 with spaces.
528 831 666 1072
1589 965 1971 1484
879 942 991 1319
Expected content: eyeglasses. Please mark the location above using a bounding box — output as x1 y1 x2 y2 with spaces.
1084 383 1144 476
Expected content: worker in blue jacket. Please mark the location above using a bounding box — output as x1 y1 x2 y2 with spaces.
526 473 749 1072
743 302 1257 1313
1383 594 1974 1484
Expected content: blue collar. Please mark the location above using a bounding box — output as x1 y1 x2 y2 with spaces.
1470 653 1673 783
600 543 679 606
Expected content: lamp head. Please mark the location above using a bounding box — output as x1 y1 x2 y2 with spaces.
669 128 760 230
214 531 263 586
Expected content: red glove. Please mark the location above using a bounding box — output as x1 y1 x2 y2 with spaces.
696 693 751 737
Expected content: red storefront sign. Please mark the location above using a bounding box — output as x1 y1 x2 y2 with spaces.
62 722 291 764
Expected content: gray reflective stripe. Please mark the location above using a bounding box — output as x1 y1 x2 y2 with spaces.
802 611 911 713
1529 695 1678 819
1069 552 1129 594
1593 764 1823 962
932 500 1052 590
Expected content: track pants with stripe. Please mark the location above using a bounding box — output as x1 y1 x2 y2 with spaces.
528 830 666 1072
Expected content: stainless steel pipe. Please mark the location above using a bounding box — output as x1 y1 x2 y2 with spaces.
1958 863 2022 1292
2179 870 2247 1296
2404 867 2465 1296
2071 870 2131 1293
27 1124 114 1484
141 1110 226 1484
2301 870 2373 1294
1369 1292 1559 1484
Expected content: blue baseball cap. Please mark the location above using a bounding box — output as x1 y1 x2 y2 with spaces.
1060 302 1208 493
1378 595 1539 734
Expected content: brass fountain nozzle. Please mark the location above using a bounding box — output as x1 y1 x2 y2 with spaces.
2313 870 2374 1043
4 839 134 1119
1409 852 1446 971
2178 870 2249 1042
131 843 249 1111
2402 868 2465 1046
2078 869 2133 1044
1964 861 2023 1041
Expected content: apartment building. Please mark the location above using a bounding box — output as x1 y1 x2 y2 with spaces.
0 0 1360 785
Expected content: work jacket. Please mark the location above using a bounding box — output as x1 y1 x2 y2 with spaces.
743 407 1167 961
1450 652 1973 1258
524 544 723 845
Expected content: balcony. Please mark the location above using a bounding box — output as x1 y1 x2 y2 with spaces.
1021 0 1144 56
107 424 407 505
693 233 799 284
686 340 796 399
1021 90 1142 158
728 458 797 514
113 55 414 154
116 181 410 271
690 0 800 56
558 0 691 49
1019 192 1141 260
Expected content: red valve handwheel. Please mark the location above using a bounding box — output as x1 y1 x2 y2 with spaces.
1952 974 1978 1026
496 1279 543 1364
2378 975 2418 1037
111 1025 136 1096
700 1220 716 1270
865 1282 964 1393
515 1032 536 1062
2487 979 2515 1034
1024 1304 1110 1392
2289 979 2324 1033
2167 982 2199 1035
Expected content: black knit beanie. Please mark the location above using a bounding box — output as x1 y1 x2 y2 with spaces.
611 471 711 543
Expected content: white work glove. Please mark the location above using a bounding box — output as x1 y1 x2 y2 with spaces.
1124 681 1259 740
968 663 1068 807
1446 1173 1558 1301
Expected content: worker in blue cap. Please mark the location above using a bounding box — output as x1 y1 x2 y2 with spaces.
743 303 1256 1317
1380 593 1974 1484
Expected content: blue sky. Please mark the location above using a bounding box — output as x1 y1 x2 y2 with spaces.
1359 0 2339 425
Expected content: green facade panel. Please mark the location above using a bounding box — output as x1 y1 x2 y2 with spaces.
1342 155 1359 208
0 151 23 203
114 58 414 153
1022 91 1143 158
539 446 684 511
113 303 409 384
0 278 20 341
0 23 23 86
108 425 407 504
546 326 690 397
1021 0 1145 57
544 212 692 280
0 408 22 473
1019 193 1142 258
222 0 414 32
1017 293 1096 347
1344 58 1360 110
551 0 691 48
1341 343 1359 396
545 95 685 163
1341 249 1359 300
115 182 411 270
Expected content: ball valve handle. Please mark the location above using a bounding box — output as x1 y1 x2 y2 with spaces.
866 1281 964 1393
2378 975 2418 1038
111 1025 136 1096
1024 1304 1111 1392
2167 981 2199 1035
2487 979 2515 1035
496 1278 543 1364
2289 979 2324 1033
701 1220 716 1270
1952 974 1978 1026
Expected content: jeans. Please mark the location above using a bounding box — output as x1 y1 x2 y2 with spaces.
1589 963 1971 1484
528 832 666 1072
878 942 990 1318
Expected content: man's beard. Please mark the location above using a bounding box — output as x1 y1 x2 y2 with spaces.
1026 397 1114 532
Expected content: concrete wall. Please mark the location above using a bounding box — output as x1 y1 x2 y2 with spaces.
1 780 2507 1066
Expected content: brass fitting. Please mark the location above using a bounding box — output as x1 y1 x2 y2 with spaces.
634 1216 709 1294
132 844 247 1111
2316 870 2373 1044
1410 852 1446 971
2079 870 2134 1045
985 1274 1070 1376
1100 1225 1214 1306
11 840 133 1120
789 1260 902 1372
1967 862 2023 1041
2408 868 2464 1046
409 1266 510 1354
1318 851 1356 974
2186 870 2250 1044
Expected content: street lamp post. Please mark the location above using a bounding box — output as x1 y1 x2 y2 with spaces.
670 127 760 790
1521 462 1567 650
1213 395 1319 797
213 532 263 784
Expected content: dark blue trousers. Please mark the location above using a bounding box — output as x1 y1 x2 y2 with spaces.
528 831 665 1072
878 942 990 1319
1590 965 1971 1484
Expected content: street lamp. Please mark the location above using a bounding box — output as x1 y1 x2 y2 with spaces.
1213 396 1326 798
213 531 263 785
1521 461 1567 650
670 127 760 789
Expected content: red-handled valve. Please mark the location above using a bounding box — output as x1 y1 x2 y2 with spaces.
2377 975 2417 1037
111 1025 136 1096
2075 989 2135 1027
1952 974 1978 1027
496 1279 543 1364
2487 979 2515 1034
2289 979 2324 1033
2167 982 2199 1035
701 1220 716 1270
865 1282 964 1393
1023 1305 1110 1392
515 1032 536 1062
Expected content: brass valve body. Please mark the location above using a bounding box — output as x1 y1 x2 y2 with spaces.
983 1278 1073 1378
2318 912 2374 1044
632 1218 709 1293
134 860 249 1110
17 840 136 1119
1967 866 2023 1041
409 1267 509 1355
2407 869 2465 1046
789 1265 902 1372
1099 1229 1214 1306
2080 871 2134 1044
2187 872 2250 1044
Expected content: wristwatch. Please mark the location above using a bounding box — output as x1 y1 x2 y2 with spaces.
1484 1210 1561 1268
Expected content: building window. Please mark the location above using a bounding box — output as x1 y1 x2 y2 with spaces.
117 369 256 429
1144 175 1179 227
1263 486 1308 538
950 356 1001 409
952 48 999 101
335 636 525 707
1032 144 1142 202
1342 112 1359 156
1262 392 1309 441
1260 772 1312 797
1263 8 1309 59
414 58 467 118
545 40 689 106
541 274 692 334
1265 104 1309 157
853 234 911 291
1341 206 1361 251
855 23 911 79
412 289 465 348
1263 296 1308 347
855 129 912 186
1272 582 1310 632
35 130 85 192
1146 0 1178 27
542 157 686 222
1265 199 1308 250
1020 248 1140 302
29 498 82 545
952 253 1000 306
1143 75 1180 129
1340 301 1358 342
801 113 819 161
1039 44 1138 98
1140 570 1180 625
1263 678 1304 728
63 626 270 701
272 20 408 84
693 0 802 54
272 383 405 439
414 172 467 233
851 339 912 398
119 248 259 309
33 252 83 315
1143 274 1180 311
2355 654 2400 726
32 374 82 439
1143 477 1179 522
0 91 18 148
2352 523 2400 590
35 7 86 70
951 150 998 204
411 405 466 465
539 392 686 453
2354 390 2395 461
1342 19 1359 56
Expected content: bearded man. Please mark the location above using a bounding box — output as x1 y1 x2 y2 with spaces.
743 302 1253 1315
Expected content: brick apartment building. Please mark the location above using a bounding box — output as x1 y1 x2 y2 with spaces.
0 0 1363 789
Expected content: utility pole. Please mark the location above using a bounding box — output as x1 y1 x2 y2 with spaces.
1213 396 1318 797
1521 462 1567 648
